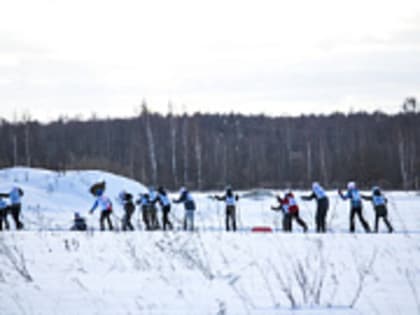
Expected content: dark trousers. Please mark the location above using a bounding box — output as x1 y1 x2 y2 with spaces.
226 205 237 231
0 208 7 230
289 212 308 232
142 207 151 230
122 208 135 231
374 206 393 233
150 206 160 230
9 204 23 230
162 205 173 231
100 210 113 231
350 206 370 233
315 198 329 233
283 213 292 232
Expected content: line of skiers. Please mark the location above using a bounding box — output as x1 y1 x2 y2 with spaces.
74 181 198 232
0 180 392 234
81 180 394 233
271 181 393 233
0 186 24 231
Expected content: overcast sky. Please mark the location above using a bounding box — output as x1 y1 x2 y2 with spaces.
0 0 419 121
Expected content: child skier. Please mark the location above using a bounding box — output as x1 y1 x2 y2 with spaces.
89 181 113 231
157 186 173 231
119 190 135 231
301 182 329 233
338 181 371 233
71 212 88 231
173 187 196 231
362 187 393 233
214 186 239 231
271 194 291 232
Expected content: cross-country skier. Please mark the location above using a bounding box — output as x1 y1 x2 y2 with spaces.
71 212 88 231
214 186 239 231
274 191 307 232
338 181 371 233
271 194 291 232
157 186 173 231
0 187 24 230
136 193 151 230
362 187 393 233
119 190 135 231
173 187 196 231
301 182 329 233
89 181 113 231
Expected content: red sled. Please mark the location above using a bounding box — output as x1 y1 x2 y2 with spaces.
251 226 273 233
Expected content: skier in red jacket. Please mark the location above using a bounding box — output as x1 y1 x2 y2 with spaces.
273 191 308 232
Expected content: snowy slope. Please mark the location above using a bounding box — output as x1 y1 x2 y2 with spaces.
0 167 148 230
0 167 420 315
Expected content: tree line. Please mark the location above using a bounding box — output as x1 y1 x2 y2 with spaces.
0 103 419 190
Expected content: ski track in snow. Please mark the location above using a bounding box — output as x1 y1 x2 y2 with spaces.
0 167 419 315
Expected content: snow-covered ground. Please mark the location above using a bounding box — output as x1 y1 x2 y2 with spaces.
0 167 419 315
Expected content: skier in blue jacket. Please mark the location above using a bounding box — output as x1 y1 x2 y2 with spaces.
362 187 393 233
338 181 371 233
0 187 24 230
301 182 329 233
89 184 113 231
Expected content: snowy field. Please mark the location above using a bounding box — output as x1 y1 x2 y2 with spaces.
0 167 419 315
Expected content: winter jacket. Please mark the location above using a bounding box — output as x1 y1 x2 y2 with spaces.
10 187 23 205
281 193 299 214
158 192 171 207
215 191 239 206
362 194 387 207
340 189 362 208
302 187 327 202
173 191 196 211
90 195 112 213
0 197 7 210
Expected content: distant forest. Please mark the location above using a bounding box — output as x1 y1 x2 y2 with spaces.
1 99 419 190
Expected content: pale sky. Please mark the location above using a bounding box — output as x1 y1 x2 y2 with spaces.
0 0 419 121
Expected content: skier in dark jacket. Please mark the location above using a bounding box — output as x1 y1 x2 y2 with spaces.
136 193 151 230
157 186 173 231
271 194 291 232
338 181 371 233
214 186 239 231
173 187 196 231
71 212 88 231
301 182 329 233
119 191 135 231
362 187 393 233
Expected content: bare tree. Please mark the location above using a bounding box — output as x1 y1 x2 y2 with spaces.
142 101 158 184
